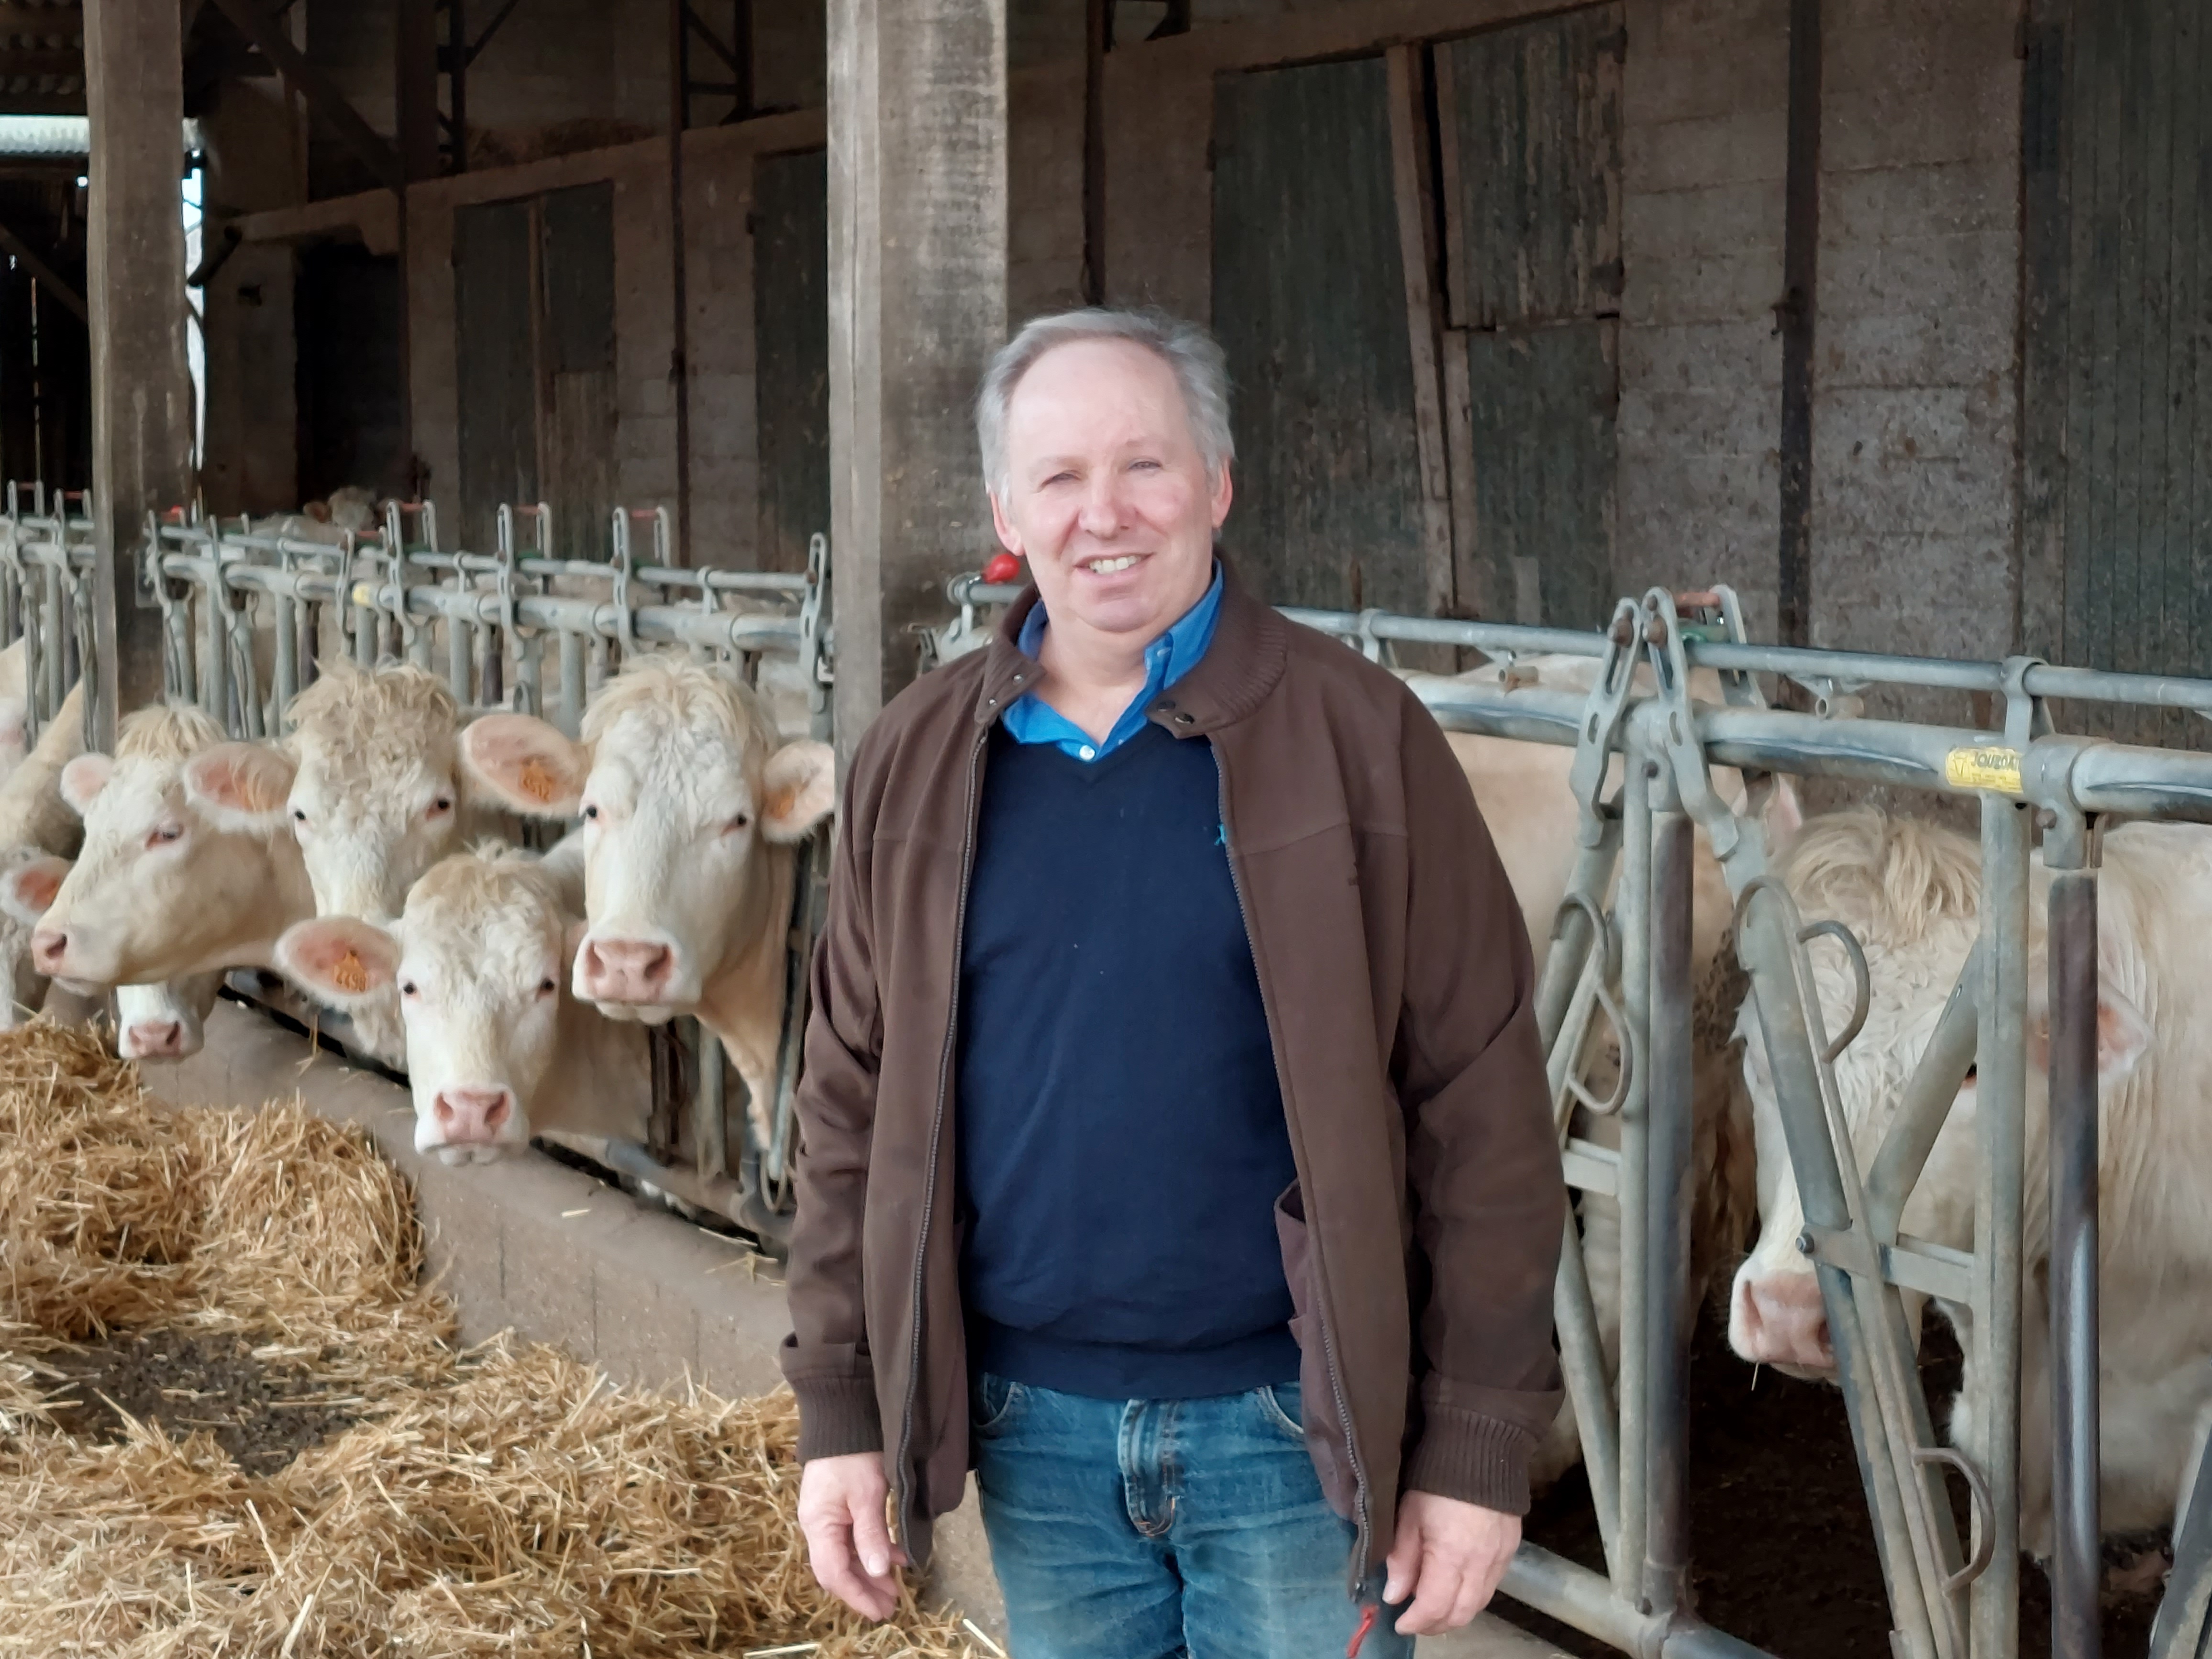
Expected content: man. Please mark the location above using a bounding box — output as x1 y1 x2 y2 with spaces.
784 308 1564 1657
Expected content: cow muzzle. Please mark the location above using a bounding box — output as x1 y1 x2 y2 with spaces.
429 1085 519 1153
30 922 72 979
575 931 690 1009
1729 1267 1835 1374
121 1019 192 1061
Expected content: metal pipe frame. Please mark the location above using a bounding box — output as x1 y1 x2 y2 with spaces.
33 524 2212 1657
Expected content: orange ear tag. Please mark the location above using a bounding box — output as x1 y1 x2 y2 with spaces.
331 950 370 995
518 757 561 804
764 787 795 822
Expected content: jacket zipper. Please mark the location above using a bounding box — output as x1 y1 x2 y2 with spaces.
1210 739 1373 1599
892 719 990 1542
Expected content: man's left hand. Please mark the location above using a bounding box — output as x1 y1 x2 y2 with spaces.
1382 1490 1522 1636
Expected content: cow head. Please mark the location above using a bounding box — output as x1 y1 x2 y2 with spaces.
459 655 835 1022
31 704 307 988
276 849 593 1163
1726 810 2153 1378
0 845 66 1024
115 972 226 1062
187 661 469 926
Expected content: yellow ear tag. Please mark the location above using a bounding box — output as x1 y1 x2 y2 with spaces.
331 950 369 995
519 757 561 804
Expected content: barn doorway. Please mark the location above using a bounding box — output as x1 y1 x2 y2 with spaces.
295 241 405 506
453 181 616 559
752 146 829 576
1208 5 1623 630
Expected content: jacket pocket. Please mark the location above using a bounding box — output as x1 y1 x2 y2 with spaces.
1275 1180 1360 1520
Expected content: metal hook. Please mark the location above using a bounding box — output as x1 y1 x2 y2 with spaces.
1913 1446 1997 1594
1798 918 1871 1062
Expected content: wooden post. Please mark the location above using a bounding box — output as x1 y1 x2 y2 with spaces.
827 0 1006 762
84 0 192 744
396 0 439 495
1385 44 1454 628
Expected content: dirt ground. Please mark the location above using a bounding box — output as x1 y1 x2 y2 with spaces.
1511 1313 2169 1659
42 1327 370 1475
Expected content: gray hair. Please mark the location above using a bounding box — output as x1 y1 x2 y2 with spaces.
975 308 1235 499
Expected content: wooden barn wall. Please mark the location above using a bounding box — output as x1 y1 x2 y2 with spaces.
752 148 832 575
1211 55 1427 614
2020 0 2212 749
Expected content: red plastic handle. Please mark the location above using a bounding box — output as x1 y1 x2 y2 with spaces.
981 552 1021 584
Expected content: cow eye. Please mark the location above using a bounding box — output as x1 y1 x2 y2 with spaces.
582 804 599 821
291 807 307 824
149 823 183 846
429 797 453 817
536 977 557 997
400 981 419 997
728 811 752 833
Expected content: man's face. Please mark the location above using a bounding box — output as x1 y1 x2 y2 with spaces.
989 338 1232 646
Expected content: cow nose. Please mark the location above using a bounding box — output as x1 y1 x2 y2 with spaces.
578 936 675 1001
1731 1270 1834 1370
432 1087 514 1143
122 1021 185 1060
31 925 65 973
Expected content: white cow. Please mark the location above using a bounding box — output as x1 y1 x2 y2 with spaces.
458 652 836 1147
22 703 316 990
275 844 650 1164
1725 808 2210 1558
112 973 229 1062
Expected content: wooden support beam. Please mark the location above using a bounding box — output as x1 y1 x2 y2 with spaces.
827 0 1006 761
85 0 192 742
1384 44 1455 627
206 0 403 190
0 92 85 114
0 218 85 323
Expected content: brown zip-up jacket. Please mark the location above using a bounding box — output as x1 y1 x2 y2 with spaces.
780 568 1565 1585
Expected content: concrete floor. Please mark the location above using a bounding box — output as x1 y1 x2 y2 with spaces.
155 1000 1573 1659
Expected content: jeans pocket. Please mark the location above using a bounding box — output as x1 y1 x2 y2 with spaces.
971 1372 1027 1438
1256 1381 1305 1442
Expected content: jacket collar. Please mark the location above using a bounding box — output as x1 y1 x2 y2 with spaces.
971 557 1288 733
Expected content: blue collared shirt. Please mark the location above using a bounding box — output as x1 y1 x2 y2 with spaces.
1001 564 1224 761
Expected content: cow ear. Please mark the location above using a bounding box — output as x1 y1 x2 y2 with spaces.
0 855 71 924
461 715 588 818
275 916 398 1008
183 742 299 832
59 753 113 817
760 740 836 843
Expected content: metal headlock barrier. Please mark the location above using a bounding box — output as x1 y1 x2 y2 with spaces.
956 572 2212 1659
0 487 833 1254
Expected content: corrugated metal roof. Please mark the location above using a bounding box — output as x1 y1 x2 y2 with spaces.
0 114 81 155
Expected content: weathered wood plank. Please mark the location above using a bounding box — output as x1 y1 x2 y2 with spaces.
541 184 616 562
1384 44 1454 622
754 147 830 576
1211 54 1425 615
453 199 539 555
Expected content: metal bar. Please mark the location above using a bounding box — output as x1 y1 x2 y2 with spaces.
2047 865 2101 1659
558 628 584 736
690 1026 727 1180
464 0 527 63
2151 1436 2212 1659
1739 888 1939 1659
1862 955 1980 1244
1612 758 1651 1602
1642 806 1696 1616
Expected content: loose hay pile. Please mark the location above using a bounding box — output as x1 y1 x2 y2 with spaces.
0 1022 980 1658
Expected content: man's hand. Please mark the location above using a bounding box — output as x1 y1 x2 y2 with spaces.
797 1451 908 1621
1383 1490 1521 1636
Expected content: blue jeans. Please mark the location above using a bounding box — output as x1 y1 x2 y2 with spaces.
970 1373 1415 1659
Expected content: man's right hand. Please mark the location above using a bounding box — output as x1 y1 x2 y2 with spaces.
797 1451 908 1620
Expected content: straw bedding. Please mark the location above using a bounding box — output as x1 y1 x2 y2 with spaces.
0 1022 981 1659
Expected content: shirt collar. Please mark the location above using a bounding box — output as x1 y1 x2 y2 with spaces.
1015 561 1224 692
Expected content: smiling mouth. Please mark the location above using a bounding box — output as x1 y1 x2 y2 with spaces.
1080 553 1145 575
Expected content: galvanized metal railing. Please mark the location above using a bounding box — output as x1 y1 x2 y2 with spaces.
0 488 832 1255
944 571 2212 1659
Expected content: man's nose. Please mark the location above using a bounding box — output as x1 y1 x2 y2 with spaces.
1077 476 1126 534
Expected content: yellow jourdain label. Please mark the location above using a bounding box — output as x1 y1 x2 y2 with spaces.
1945 745 2023 795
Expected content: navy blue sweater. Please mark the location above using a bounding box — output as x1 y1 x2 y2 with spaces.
954 720 1301 1400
